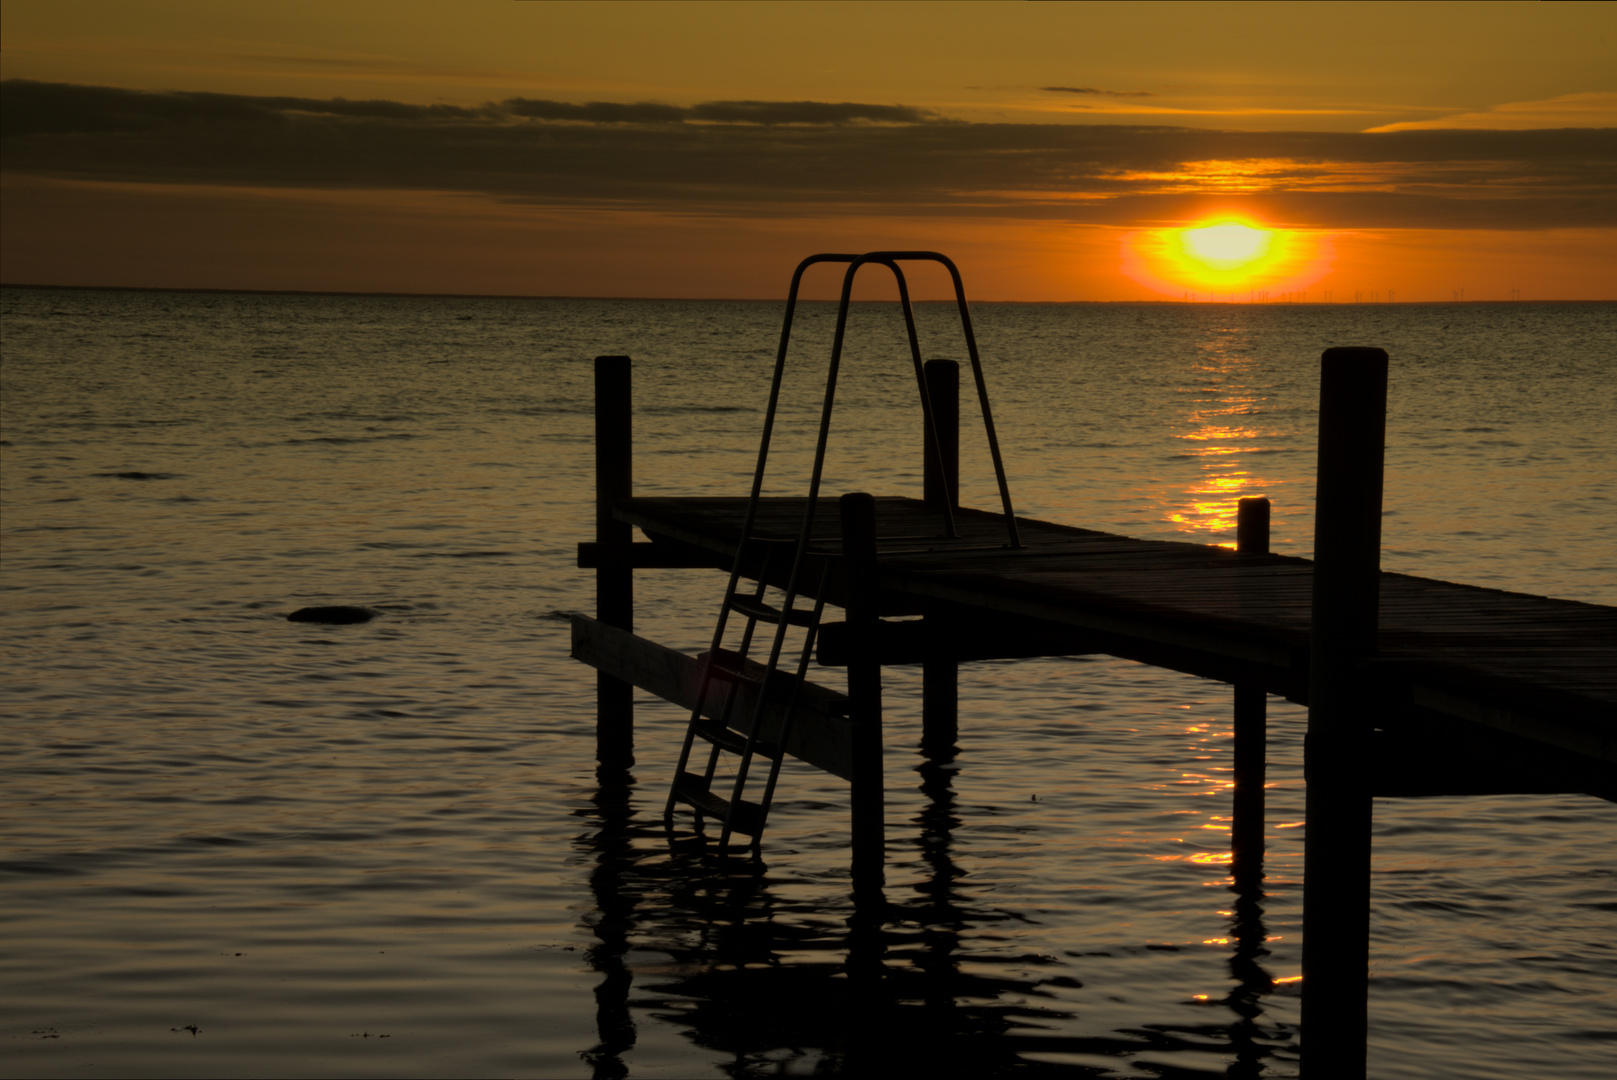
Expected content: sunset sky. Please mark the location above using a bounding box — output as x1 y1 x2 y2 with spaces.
3 1 1614 301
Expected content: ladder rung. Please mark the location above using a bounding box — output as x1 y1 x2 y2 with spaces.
694 723 746 754
706 658 757 685
730 594 817 627
671 770 726 816
694 722 777 758
671 771 765 835
704 650 762 691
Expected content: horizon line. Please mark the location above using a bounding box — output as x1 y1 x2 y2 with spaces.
2 282 1608 305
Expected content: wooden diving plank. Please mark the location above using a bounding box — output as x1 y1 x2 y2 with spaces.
568 612 855 780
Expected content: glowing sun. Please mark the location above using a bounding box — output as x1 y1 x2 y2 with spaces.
1179 223 1274 270
1119 214 1332 298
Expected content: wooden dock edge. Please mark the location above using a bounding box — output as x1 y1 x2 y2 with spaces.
1406 682 1616 766
568 612 856 781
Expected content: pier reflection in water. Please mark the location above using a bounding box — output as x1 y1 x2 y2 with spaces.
576 736 1295 1077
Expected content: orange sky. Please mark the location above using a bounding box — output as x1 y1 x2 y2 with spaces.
3 1 1614 300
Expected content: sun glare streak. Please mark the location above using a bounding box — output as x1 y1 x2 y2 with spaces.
1120 213 1333 299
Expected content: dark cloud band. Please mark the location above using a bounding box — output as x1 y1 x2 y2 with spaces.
4 80 1612 229
0 81 940 135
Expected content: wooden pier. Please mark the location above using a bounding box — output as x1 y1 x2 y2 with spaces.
570 353 1616 1079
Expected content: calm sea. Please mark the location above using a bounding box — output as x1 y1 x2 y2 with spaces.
2 286 1613 1078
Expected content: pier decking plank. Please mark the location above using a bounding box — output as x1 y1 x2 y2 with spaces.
616 495 1617 772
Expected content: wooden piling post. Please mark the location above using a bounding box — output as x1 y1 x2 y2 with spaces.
840 492 885 897
922 359 960 755
1236 495 1270 559
594 355 635 766
1302 347 1388 1078
1232 497 1270 886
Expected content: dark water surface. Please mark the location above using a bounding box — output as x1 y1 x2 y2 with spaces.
2 288 1613 1077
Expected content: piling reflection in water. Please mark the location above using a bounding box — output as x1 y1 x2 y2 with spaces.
576 742 1295 1076
581 763 638 1078
1224 858 1278 1080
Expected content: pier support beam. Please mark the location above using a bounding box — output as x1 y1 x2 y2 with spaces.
1302 347 1388 1078
922 359 960 755
841 492 885 899
1232 496 1270 887
595 355 635 766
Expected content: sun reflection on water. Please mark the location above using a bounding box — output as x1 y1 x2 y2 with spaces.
1154 344 1284 543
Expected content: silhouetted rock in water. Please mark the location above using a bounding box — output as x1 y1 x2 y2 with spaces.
287 606 376 625
95 471 177 480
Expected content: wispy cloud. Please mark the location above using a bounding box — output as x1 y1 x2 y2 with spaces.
1040 86 1154 98
4 80 1613 230
1043 102 1370 118
686 100 939 125
1365 92 1617 132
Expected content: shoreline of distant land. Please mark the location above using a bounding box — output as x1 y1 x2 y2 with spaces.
1 282 1609 304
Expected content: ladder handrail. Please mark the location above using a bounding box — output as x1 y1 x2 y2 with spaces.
667 255 859 823
764 252 1020 558
668 251 1022 850
928 252 1023 549
733 253 1021 844
777 253 1022 617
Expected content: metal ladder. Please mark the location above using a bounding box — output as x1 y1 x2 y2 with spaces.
665 252 1022 852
